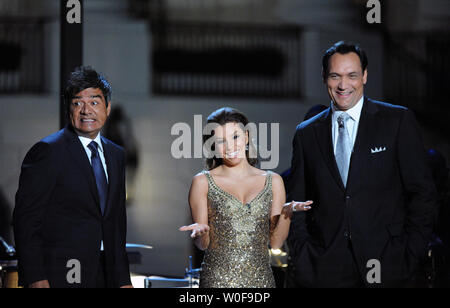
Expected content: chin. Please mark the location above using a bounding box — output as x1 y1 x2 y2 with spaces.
334 100 354 111
74 128 100 138
223 157 245 167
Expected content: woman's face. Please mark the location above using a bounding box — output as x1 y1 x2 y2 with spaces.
213 122 249 166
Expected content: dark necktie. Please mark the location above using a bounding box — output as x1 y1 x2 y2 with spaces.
88 141 108 215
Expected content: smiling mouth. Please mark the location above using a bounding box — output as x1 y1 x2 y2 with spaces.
225 151 240 158
336 91 353 97
80 119 96 123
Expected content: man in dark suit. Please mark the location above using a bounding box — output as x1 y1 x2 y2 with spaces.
13 67 132 288
287 41 437 287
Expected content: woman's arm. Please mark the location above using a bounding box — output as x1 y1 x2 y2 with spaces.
270 173 312 249
179 173 210 251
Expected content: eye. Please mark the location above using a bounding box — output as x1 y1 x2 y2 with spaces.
91 101 99 106
72 101 82 107
328 74 339 80
233 134 239 140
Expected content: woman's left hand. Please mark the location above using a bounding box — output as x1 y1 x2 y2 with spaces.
281 200 313 219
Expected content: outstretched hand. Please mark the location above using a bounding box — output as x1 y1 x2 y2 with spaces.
179 223 210 239
282 200 313 219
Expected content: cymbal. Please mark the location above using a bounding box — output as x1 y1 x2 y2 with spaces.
126 243 153 250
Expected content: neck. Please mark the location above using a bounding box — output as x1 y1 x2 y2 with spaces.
220 159 253 178
75 130 99 140
332 94 364 112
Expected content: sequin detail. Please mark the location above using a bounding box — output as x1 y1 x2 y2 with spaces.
199 170 275 288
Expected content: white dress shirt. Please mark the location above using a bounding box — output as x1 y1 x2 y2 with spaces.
331 96 364 154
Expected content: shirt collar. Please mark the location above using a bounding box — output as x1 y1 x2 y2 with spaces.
331 95 364 122
78 134 104 154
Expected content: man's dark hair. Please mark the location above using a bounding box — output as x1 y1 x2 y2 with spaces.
64 66 112 116
322 41 368 77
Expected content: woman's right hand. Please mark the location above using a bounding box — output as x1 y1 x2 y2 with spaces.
179 223 210 239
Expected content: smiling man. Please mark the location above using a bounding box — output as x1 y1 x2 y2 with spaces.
13 66 132 288
286 41 437 287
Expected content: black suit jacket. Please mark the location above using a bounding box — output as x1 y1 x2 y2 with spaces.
287 97 437 287
13 126 131 288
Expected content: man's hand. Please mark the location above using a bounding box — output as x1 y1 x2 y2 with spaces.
29 280 50 288
120 284 133 288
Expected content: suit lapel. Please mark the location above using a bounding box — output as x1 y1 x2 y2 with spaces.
346 97 378 193
314 108 346 192
62 126 100 208
102 137 117 218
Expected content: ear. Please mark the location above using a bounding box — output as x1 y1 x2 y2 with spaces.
106 101 112 117
322 69 327 83
245 130 249 145
363 69 368 85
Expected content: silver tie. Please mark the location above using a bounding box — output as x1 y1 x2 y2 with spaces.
335 112 351 187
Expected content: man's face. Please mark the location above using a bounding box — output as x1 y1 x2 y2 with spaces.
69 87 111 139
324 52 367 111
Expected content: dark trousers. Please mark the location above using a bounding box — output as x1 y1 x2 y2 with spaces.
95 252 107 288
286 240 365 288
340 240 365 288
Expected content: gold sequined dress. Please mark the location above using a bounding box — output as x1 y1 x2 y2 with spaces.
200 170 275 288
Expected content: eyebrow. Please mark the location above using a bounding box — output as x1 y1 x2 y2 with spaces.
215 130 240 139
328 71 360 76
72 95 104 99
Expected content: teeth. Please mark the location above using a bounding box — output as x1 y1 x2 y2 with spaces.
226 151 239 157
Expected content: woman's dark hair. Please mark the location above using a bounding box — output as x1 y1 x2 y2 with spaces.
203 107 258 170
322 41 368 77
64 66 112 117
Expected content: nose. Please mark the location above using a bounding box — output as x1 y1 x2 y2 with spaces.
337 76 349 90
80 102 92 114
226 139 239 152
226 140 234 152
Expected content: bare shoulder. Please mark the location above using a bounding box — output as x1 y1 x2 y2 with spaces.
189 172 209 200
251 167 282 180
192 171 208 187
270 172 283 183
269 172 284 187
189 172 209 206
267 172 285 199
250 166 271 177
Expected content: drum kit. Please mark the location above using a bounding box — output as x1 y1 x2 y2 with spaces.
1 239 200 288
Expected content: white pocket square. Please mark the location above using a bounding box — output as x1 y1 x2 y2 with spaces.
371 146 386 154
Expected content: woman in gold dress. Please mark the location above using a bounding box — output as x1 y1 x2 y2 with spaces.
180 107 312 288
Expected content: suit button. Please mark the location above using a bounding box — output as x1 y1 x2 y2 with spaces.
346 195 351 199
344 231 349 238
